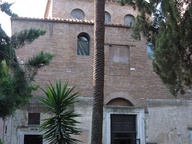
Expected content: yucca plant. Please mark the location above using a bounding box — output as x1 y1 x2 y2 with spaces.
40 80 81 144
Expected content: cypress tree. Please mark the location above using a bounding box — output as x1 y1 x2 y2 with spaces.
0 2 54 118
119 0 192 95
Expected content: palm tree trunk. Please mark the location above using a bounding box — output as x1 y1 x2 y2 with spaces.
91 0 105 144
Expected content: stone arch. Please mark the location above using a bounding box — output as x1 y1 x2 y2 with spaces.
107 97 134 106
104 92 136 105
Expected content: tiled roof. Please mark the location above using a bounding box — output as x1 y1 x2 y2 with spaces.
11 17 131 28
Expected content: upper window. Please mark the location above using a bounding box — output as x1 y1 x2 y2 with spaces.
71 9 85 20
77 33 90 56
105 11 111 24
28 113 40 125
124 14 135 27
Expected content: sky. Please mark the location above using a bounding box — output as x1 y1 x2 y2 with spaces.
0 0 47 36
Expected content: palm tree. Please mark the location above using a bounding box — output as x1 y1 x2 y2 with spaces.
91 0 105 143
40 80 81 144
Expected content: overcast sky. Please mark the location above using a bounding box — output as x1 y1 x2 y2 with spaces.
0 0 47 36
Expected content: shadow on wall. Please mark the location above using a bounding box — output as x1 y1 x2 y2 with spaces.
0 119 3 142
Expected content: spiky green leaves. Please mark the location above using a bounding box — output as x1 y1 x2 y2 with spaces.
40 81 81 144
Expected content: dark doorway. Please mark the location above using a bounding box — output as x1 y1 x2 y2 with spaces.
24 135 43 144
111 114 137 144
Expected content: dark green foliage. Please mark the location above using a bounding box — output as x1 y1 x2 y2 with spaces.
0 25 10 45
40 81 81 144
120 0 192 95
27 51 54 81
11 28 46 49
0 64 33 118
131 12 152 40
0 2 17 17
118 0 154 14
27 51 54 68
0 2 54 118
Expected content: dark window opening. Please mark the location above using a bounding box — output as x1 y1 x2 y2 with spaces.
28 113 40 125
111 114 138 144
77 33 90 56
24 135 42 144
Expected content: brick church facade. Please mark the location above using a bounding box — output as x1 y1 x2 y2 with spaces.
1 0 192 144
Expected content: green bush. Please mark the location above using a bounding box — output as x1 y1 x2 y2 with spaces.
0 139 3 144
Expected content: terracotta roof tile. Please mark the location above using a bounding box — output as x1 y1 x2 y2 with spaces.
12 17 130 28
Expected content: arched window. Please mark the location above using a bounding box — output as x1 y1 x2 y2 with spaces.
147 41 154 60
77 33 90 56
71 9 85 20
124 14 135 27
105 11 111 24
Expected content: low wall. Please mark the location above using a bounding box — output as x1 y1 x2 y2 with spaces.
146 99 192 144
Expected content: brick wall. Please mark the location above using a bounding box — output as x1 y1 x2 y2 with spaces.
12 16 175 108
11 0 188 108
51 0 139 24
7 1 192 144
